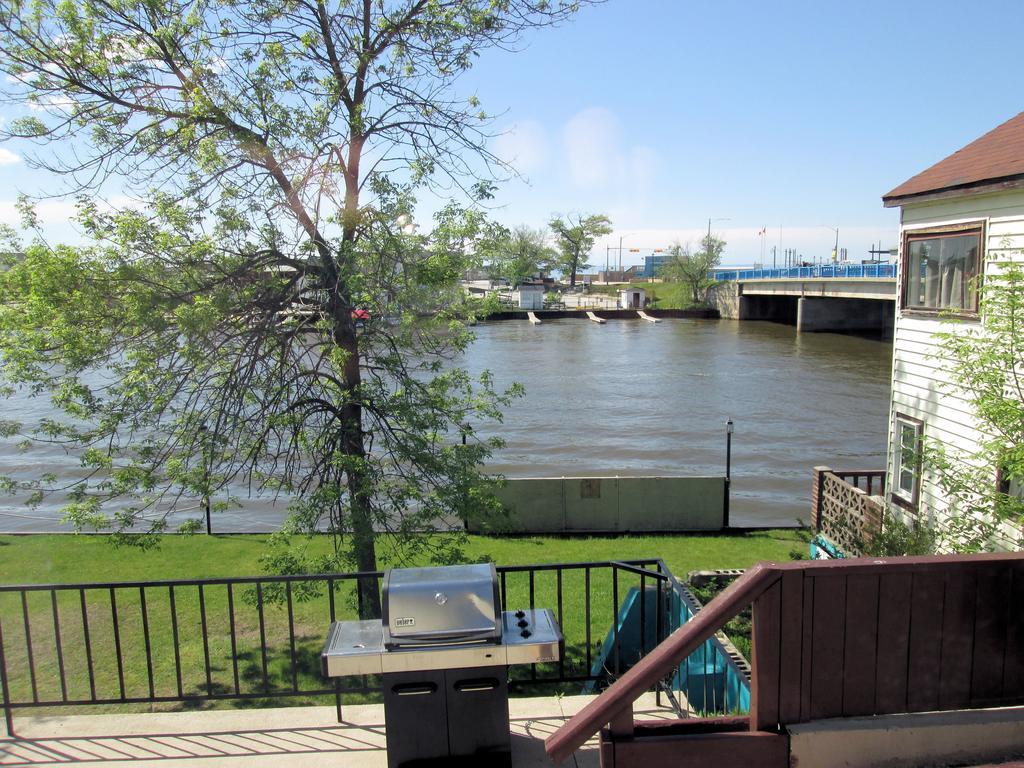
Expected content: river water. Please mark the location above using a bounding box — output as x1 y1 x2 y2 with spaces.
461 317 892 528
0 318 892 532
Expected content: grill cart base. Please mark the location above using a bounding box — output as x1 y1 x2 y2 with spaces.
321 565 562 768
383 665 511 768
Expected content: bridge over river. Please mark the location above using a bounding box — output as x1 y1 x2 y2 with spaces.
709 264 897 336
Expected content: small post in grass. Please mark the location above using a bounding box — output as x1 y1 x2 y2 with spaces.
199 422 212 535
725 419 734 530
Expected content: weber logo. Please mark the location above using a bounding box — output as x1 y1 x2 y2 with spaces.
395 617 415 628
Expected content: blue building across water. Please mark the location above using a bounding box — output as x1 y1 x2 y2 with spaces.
636 254 667 278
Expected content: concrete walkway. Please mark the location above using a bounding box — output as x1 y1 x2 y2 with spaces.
1 694 677 767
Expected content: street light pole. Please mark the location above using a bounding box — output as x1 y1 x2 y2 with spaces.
706 217 730 254
615 233 637 274
199 423 211 535
725 419 734 530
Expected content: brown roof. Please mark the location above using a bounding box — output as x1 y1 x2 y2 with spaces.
883 111 1024 206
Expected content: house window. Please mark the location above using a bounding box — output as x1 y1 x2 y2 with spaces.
903 225 983 313
998 470 1024 501
892 414 923 509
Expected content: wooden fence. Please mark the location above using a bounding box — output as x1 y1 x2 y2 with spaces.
750 555 1024 728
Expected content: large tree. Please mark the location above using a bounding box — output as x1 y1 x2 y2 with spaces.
658 234 725 305
485 224 557 287
548 212 611 287
0 0 596 614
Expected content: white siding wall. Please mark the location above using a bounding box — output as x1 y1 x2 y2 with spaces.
890 190 1024 540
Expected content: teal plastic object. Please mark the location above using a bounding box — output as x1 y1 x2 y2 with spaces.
585 585 750 714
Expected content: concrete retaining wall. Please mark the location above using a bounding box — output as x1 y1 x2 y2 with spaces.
788 707 1024 768
480 308 718 322
477 476 727 534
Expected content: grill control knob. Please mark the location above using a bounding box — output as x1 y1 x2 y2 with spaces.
520 629 532 638
514 610 526 619
517 619 529 628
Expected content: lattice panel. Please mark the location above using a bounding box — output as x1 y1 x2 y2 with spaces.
818 472 883 556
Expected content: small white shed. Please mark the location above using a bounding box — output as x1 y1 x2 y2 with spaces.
618 287 646 309
518 283 545 310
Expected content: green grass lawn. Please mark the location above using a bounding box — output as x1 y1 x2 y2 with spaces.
0 531 801 714
0 530 801 585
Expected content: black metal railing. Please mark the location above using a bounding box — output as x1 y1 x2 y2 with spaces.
0 559 716 733
657 565 752 716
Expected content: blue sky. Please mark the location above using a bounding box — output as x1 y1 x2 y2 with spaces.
2 0 1023 267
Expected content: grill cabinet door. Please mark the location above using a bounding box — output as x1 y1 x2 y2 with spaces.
445 665 510 762
383 669 448 767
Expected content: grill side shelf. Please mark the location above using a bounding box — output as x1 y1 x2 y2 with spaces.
503 609 563 666
321 620 386 677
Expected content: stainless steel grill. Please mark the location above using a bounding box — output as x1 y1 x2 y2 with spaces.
321 563 563 767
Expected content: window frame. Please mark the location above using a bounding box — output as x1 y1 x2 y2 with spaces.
901 222 985 318
891 412 923 511
996 466 1024 500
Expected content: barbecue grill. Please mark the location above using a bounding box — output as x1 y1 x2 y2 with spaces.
321 563 562 767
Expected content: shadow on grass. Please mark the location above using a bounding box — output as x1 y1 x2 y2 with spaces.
176 638 383 711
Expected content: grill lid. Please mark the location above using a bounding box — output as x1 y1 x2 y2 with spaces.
382 563 501 648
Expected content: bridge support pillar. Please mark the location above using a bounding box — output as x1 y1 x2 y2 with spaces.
707 282 741 319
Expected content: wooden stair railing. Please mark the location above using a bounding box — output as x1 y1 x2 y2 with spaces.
546 553 1024 766
545 562 780 764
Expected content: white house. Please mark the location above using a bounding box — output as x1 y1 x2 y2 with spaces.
881 111 1024 548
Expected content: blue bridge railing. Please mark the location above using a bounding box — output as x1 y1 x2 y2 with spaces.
713 263 896 281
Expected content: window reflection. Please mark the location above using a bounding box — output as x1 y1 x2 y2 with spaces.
905 231 981 311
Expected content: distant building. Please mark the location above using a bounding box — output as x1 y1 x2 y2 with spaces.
596 269 635 283
637 254 667 278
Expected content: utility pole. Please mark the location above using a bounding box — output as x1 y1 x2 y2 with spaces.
706 217 730 258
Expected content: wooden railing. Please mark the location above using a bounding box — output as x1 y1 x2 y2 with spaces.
811 466 886 556
545 563 777 763
546 553 1024 766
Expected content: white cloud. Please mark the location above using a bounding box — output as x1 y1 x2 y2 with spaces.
28 94 74 114
563 107 618 187
0 198 78 227
627 145 658 193
561 107 660 200
493 120 549 176
0 147 18 166
0 195 144 238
